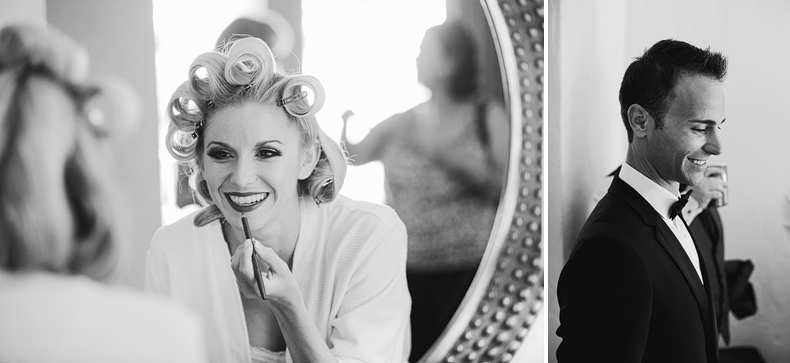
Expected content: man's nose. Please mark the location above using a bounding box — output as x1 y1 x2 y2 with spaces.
704 128 723 155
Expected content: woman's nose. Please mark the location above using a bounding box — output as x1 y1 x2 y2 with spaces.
230 156 257 186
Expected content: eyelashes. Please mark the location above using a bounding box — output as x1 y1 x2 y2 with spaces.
205 147 282 160
256 148 282 158
206 147 231 160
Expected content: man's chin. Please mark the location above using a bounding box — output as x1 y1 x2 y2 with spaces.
680 172 704 187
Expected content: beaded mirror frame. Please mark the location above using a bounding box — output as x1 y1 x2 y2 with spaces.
419 0 544 362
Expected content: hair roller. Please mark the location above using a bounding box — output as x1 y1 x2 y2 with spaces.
188 52 227 99
224 37 275 86
165 124 198 161
281 75 325 118
167 83 203 129
168 96 202 127
80 75 140 139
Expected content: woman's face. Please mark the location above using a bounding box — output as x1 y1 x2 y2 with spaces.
201 102 315 230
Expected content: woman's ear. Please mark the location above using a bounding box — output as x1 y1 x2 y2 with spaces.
298 141 320 180
627 104 653 139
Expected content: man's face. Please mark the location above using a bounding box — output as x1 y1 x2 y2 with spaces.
647 74 725 187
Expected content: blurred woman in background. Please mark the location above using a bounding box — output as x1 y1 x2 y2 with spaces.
341 20 509 361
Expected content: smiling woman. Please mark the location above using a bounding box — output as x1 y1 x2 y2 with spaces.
201 103 320 224
147 37 412 363
151 0 544 361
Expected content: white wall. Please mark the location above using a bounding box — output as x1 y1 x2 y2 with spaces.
546 0 562 360
549 1 790 362
0 0 45 26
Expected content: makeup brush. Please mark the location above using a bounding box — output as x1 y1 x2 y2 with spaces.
242 215 267 300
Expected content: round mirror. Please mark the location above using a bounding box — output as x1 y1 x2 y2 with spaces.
419 1 544 361
153 0 543 361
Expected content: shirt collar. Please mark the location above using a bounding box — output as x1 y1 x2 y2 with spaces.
619 162 680 220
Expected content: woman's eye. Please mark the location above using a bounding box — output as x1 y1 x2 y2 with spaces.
206 148 232 160
256 148 282 158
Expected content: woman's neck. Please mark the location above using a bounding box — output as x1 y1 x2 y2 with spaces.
421 94 475 126
428 89 464 107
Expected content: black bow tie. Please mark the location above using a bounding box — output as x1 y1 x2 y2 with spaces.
669 190 694 220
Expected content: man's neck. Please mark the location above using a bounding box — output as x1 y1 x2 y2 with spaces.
625 145 680 195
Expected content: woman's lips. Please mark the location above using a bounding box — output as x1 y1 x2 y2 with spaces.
225 192 268 213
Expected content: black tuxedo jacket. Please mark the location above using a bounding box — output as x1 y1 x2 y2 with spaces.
689 207 730 344
556 176 719 363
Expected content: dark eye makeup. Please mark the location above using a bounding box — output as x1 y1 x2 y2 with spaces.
256 148 282 158
206 147 232 160
205 146 282 160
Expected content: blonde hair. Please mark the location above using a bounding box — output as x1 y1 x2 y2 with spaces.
164 37 347 227
0 24 130 279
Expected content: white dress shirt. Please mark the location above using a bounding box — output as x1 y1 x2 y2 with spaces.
589 171 705 225
619 163 704 284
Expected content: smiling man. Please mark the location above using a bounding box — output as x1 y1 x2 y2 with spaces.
556 39 727 363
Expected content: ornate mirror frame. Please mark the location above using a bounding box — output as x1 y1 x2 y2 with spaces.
420 0 544 362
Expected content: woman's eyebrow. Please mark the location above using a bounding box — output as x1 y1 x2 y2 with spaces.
254 140 283 148
206 141 232 149
205 140 285 150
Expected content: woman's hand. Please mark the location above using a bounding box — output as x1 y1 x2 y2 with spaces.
232 241 336 363
230 240 299 304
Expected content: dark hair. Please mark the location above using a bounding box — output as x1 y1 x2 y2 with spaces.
619 39 727 142
217 18 278 49
427 21 478 100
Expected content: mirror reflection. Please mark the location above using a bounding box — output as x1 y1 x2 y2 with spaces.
153 0 509 361
340 20 509 361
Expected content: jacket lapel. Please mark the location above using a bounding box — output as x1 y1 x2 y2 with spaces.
708 207 723 243
608 176 710 318
655 216 710 315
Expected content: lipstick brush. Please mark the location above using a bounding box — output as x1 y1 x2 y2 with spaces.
242 215 267 300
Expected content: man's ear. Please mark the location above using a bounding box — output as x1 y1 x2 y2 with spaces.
627 104 652 139
298 141 320 180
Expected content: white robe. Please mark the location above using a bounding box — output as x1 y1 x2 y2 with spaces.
0 272 207 363
145 195 411 363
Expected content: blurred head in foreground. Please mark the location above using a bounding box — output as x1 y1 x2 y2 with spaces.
0 23 138 280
